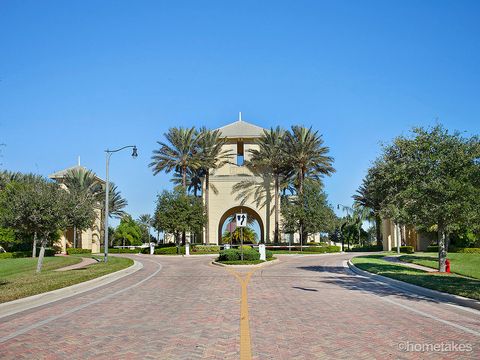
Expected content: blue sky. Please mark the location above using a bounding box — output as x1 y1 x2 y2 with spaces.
1 0 479 225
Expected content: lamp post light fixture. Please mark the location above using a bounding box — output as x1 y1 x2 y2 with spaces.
104 145 138 263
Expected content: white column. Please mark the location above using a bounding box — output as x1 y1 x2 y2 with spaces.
150 242 154 255
259 244 266 261
185 242 190 256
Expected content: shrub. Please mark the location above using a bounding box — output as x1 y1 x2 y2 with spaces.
108 248 142 254
0 249 56 259
218 249 240 261
192 245 220 253
399 246 414 254
266 250 273 260
454 247 480 254
242 249 260 261
347 245 383 252
67 248 92 255
426 245 439 252
155 246 185 255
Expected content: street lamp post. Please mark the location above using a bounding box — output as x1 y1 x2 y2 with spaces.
104 145 137 263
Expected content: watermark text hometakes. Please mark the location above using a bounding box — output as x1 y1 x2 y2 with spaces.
398 341 473 353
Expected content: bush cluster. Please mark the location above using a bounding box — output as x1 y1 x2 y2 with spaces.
455 247 480 254
218 248 260 262
0 249 56 259
192 245 220 253
154 246 185 255
107 248 142 254
426 245 480 254
347 245 383 252
66 248 92 255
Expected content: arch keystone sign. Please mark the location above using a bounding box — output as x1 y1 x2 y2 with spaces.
236 213 247 227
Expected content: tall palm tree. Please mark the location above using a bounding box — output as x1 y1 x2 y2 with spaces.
283 126 335 245
248 127 289 243
284 126 335 194
105 183 128 219
171 167 204 197
353 180 382 245
196 127 233 244
63 168 102 248
149 127 200 188
137 214 153 243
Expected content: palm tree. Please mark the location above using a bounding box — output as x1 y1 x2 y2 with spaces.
196 127 233 244
283 126 335 245
137 214 153 243
248 127 288 243
149 127 200 188
63 168 102 248
171 167 204 197
105 183 128 219
283 126 335 195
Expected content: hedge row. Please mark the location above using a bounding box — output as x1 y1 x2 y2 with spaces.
392 246 415 254
66 248 92 255
0 249 56 259
426 246 480 254
347 245 384 252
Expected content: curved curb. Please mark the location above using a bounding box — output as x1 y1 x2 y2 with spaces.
347 259 480 312
212 258 280 268
0 260 142 319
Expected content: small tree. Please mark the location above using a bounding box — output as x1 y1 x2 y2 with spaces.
281 181 337 247
154 189 206 249
0 181 68 272
113 215 143 247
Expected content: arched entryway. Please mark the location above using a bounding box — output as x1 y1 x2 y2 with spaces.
218 206 265 243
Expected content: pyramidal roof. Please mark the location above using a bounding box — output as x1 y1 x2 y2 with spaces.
216 117 265 138
49 165 104 183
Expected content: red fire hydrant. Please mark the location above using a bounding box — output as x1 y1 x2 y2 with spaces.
445 259 451 273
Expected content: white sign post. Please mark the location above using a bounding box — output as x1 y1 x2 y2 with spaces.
236 213 247 261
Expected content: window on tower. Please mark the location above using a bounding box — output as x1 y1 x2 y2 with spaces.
237 141 244 166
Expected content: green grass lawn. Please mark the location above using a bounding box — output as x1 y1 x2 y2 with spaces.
398 252 480 279
0 255 133 303
352 255 480 300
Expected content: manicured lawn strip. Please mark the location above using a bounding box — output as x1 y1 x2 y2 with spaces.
352 255 480 300
398 252 480 279
0 255 133 303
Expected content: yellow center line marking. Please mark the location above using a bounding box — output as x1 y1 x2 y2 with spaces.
227 269 256 360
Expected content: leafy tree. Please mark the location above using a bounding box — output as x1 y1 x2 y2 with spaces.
113 215 143 246
0 227 17 251
150 127 200 188
0 181 69 272
374 125 480 271
154 189 206 247
281 182 336 247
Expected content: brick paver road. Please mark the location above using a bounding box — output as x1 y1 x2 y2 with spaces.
0 253 478 359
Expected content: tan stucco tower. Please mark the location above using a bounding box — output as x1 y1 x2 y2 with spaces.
206 117 276 244
49 164 103 254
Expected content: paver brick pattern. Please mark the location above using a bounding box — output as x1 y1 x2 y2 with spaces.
0 253 478 359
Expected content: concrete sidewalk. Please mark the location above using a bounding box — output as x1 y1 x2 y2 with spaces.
382 255 437 272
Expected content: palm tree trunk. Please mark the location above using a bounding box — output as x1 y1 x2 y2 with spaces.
182 166 187 188
375 216 382 246
205 172 210 244
274 175 279 243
